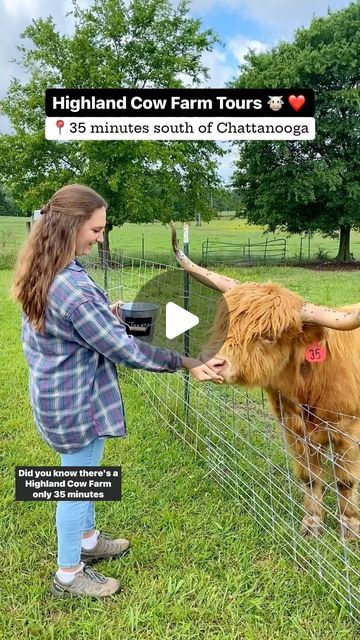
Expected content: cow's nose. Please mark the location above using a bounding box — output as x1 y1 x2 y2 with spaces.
202 355 228 374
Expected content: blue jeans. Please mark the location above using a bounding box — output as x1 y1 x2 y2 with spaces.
56 438 106 567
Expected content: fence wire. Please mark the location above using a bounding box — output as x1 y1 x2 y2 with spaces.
83 251 360 623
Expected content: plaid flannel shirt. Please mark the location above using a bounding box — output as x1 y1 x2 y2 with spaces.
22 259 182 453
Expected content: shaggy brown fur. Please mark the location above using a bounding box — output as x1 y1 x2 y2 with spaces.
203 282 360 538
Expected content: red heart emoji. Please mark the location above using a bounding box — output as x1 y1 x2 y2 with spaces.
288 95 305 111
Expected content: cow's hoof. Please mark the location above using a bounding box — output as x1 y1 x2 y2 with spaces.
340 516 360 540
301 515 324 537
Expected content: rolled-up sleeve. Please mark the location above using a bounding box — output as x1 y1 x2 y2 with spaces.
68 299 183 373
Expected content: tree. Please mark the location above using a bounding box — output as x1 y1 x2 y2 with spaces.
212 185 244 215
0 0 223 254
231 2 360 261
0 189 22 216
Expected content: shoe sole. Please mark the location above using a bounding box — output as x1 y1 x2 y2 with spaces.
51 580 121 598
80 546 130 565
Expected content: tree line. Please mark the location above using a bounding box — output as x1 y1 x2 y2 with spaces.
0 0 358 260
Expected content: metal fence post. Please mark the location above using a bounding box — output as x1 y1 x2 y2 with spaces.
103 231 108 291
203 238 209 266
183 223 190 424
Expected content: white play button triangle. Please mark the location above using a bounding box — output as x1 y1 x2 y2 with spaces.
166 302 199 339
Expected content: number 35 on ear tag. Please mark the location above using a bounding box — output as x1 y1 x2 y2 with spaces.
305 343 327 363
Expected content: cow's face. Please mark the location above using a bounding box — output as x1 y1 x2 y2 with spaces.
171 224 359 379
200 283 307 387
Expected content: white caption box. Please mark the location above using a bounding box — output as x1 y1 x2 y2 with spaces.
46 117 315 141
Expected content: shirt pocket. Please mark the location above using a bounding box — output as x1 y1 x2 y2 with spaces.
86 274 110 304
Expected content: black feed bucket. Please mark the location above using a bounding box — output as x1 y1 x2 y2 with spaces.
119 302 160 343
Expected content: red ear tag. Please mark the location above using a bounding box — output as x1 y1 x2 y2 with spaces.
305 343 326 363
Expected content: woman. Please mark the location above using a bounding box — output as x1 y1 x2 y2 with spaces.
11 184 224 599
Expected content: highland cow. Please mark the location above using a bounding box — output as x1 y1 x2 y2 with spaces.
172 226 360 538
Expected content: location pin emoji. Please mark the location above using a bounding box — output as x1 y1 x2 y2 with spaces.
56 119 64 135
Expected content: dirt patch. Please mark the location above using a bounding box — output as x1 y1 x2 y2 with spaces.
300 261 360 272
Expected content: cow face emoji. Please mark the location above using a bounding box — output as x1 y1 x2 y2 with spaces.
267 96 284 111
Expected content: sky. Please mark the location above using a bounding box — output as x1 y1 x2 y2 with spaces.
0 0 353 180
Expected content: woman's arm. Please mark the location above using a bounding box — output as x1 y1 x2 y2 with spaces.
108 303 223 381
68 298 222 382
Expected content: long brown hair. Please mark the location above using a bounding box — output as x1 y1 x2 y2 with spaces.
11 184 107 332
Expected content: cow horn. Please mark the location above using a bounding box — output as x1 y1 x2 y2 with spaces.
300 302 360 331
171 223 240 293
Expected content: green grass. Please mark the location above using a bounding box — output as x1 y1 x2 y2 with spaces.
2 215 360 268
2 266 360 638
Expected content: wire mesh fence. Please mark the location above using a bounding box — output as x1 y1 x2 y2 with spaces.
82 251 360 623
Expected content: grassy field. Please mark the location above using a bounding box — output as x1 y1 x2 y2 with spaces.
2 215 360 267
2 264 360 639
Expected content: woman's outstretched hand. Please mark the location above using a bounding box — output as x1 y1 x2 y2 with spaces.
180 356 224 383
